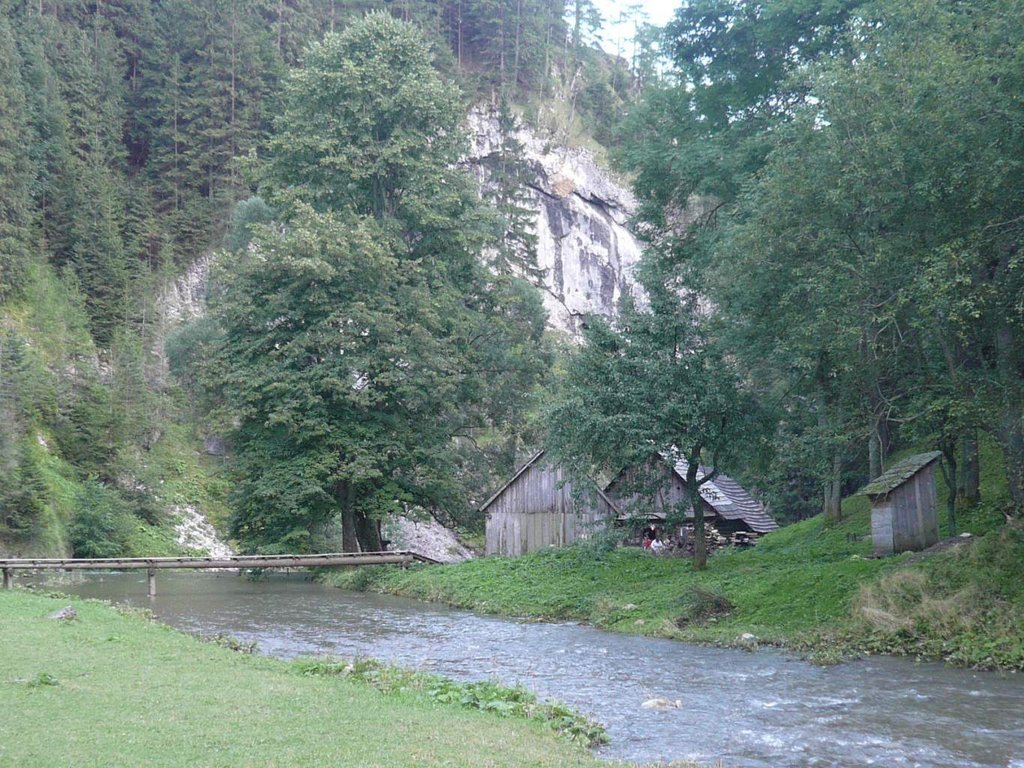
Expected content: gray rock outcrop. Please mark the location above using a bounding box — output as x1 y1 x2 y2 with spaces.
467 106 643 335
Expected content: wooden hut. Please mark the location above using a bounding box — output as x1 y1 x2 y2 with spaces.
605 456 778 536
483 451 618 556
860 451 941 556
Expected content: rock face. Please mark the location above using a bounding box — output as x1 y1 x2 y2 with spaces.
467 107 643 335
174 504 234 558
382 515 474 563
153 254 212 381
157 253 211 327
158 114 643 340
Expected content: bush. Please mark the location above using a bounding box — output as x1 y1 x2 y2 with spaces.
675 585 734 628
69 481 135 558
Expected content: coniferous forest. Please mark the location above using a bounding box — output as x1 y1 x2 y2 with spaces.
1 0 1022 565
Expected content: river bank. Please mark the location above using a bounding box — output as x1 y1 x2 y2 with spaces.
0 589 634 768
20 570 1024 767
327 502 1024 671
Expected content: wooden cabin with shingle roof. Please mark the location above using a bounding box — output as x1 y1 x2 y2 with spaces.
482 451 618 557
859 451 942 556
605 455 778 536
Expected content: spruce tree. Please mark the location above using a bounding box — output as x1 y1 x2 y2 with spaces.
0 17 34 301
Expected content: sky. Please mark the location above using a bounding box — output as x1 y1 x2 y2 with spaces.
592 0 678 54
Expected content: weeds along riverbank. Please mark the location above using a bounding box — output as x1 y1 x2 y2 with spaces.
327 497 1024 672
0 590 654 768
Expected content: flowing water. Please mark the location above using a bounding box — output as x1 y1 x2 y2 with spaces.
39 571 1024 767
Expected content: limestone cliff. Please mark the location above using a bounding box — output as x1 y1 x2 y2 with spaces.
157 115 642 341
466 107 643 335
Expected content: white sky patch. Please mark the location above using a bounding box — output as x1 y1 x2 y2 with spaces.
592 0 678 55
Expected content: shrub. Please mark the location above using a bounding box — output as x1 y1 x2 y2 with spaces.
69 481 135 558
675 585 734 627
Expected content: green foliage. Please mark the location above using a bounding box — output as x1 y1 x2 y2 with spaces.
264 12 466 221
0 439 48 540
0 15 34 301
479 99 543 281
210 14 550 554
222 196 274 253
546 282 761 566
621 0 1024 521
295 657 608 747
67 481 137 558
675 585 734 628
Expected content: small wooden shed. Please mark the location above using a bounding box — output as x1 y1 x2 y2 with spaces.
605 456 778 535
860 451 942 556
482 451 618 557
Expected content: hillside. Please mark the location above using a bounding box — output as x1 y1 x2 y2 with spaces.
0 1 635 558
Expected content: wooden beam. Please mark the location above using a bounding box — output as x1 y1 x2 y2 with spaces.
0 551 427 571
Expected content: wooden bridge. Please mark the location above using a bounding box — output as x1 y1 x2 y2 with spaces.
0 551 440 597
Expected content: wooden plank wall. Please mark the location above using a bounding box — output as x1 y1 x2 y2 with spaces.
891 464 939 552
607 464 714 520
872 463 939 555
485 462 613 556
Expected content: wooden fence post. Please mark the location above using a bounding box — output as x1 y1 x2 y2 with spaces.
148 567 156 598
2 568 11 590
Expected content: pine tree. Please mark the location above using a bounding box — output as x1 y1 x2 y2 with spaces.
0 17 35 300
483 98 543 282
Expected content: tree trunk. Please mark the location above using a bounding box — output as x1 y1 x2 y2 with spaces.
817 373 843 523
684 453 707 570
512 0 522 90
868 428 881 481
997 414 1024 517
338 481 359 552
356 511 382 552
994 321 1024 516
938 440 957 537
957 432 980 506
823 448 843 523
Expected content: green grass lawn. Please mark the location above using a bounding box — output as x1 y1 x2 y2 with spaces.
341 501 894 642
0 590 611 768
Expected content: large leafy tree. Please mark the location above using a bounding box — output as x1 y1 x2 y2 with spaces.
547 278 757 569
211 14 549 553
620 0 1024 523
714 0 1024 517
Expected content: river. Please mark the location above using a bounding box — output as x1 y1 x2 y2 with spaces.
39 571 1024 767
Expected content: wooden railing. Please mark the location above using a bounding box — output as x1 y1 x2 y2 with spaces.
0 551 440 596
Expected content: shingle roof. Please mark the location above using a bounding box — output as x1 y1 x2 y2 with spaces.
672 457 779 533
858 451 942 498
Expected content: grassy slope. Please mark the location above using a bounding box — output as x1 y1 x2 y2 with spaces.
0 590 610 768
331 444 1024 670
1 263 232 559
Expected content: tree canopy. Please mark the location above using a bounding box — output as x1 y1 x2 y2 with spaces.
209 15 550 553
